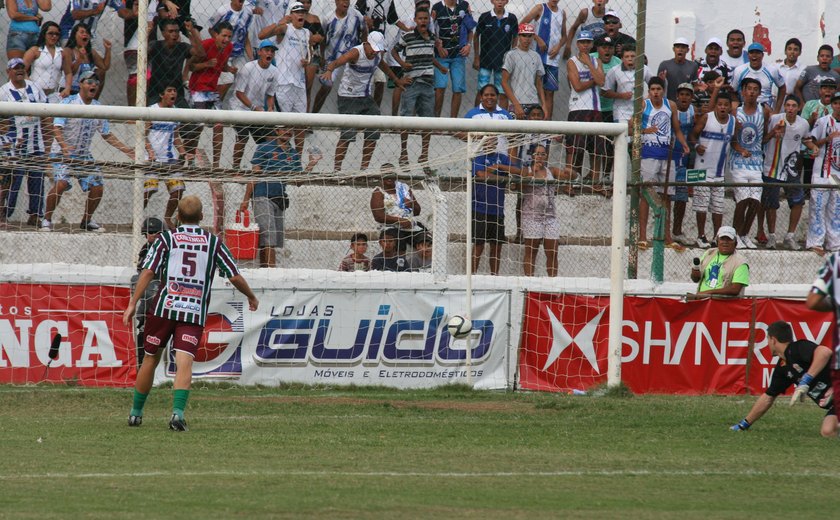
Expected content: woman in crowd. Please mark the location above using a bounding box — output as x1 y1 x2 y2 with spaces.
24 22 72 104
62 23 110 97
6 0 51 60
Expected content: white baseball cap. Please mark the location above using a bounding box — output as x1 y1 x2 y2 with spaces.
705 37 723 49
673 37 690 47
367 31 386 52
716 226 737 240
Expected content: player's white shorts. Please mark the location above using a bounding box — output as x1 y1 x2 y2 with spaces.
640 158 677 195
275 84 307 113
693 182 725 215
219 55 250 86
373 67 386 84
731 168 762 202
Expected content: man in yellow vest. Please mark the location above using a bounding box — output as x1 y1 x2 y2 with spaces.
690 225 750 297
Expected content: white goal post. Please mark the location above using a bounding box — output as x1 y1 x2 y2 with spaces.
0 101 628 388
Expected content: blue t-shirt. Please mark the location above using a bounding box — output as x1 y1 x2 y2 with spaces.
472 152 510 215
250 141 301 198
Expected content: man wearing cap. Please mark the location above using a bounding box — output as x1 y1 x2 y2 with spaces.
0 58 48 226
732 42 786 112
501 23 545 120
260 1 312 152
690 225 749 297
696 37 732 86
566 30 606 186
521 0 567 119
473 0 518 110
658 37 699 101
794 44 840 103
321 31 406 171
41 70 135 232
804 91 840 255
591 35 619 122
229 39 279 170
600 10 633 56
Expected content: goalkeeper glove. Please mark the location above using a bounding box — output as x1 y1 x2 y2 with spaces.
730 418 750 431
790 373 814 406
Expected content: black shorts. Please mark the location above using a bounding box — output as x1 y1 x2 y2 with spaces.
567 110 608 156
235 124 270 143
472 212 506 244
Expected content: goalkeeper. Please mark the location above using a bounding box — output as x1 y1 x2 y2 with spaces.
730 320 836 437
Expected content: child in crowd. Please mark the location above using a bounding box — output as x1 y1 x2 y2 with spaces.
338 232 371 271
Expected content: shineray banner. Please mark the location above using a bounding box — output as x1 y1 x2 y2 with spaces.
519 293 834 395
0 283 135 387
158 289 511 390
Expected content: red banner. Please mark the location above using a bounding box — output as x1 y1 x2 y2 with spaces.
0 284 135 386
518 293 834 395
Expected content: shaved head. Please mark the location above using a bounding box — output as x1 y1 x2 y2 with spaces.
178 195 203 224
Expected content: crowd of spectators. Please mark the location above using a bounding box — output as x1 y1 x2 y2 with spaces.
1 0 840 274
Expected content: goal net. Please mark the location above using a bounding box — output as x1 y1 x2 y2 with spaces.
0 101 627 389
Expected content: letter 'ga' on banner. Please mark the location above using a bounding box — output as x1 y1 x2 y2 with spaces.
518 293 835 395
0 283 135 386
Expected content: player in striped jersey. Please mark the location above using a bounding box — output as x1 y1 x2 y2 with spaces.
124 195 259 431
757 96 809 250
144 85 190 230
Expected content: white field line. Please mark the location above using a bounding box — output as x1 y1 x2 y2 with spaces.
3 469 840 480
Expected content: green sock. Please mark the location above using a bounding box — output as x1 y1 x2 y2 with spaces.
131 390 149 417
173 389 190 419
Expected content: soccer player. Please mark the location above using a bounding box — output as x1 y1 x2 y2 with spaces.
807 250 840 428
144 84 190 230
730 321 836 437
41 70 135 232
123 195 259 431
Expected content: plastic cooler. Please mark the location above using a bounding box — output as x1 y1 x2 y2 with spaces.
226 210 259 260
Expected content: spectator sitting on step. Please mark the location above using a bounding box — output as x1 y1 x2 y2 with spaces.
371 227 408 271
338 232 372 271
370 162 422 253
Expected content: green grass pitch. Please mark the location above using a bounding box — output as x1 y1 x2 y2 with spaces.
1 384 837 518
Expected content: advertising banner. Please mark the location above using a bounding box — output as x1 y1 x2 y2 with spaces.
161 289 511 389
519 293 834 394
0 283 135 386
